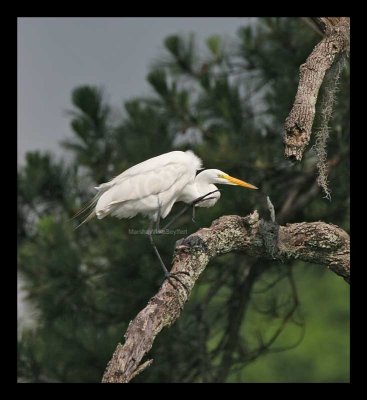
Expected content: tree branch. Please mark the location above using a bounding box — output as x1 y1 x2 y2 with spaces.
101 211 349 383
283 17 350 161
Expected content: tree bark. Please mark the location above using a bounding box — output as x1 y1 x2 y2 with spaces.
101 211 349 383
283 17 350 161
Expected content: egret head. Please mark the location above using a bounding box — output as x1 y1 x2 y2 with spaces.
196 169 258 190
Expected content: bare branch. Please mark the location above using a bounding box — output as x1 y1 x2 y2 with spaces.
284 17 349 161
102 211 349 383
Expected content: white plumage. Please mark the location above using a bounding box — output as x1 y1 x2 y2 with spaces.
76 150 257 227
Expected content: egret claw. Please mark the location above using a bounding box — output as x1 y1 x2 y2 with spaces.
163 271 190 295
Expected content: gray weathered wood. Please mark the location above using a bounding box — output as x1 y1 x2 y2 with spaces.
284 17 350 161
102 211 349 383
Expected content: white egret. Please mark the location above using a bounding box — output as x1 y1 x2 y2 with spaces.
75 150 258 288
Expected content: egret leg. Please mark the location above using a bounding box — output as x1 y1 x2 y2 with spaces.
147 221 189 293
162 204 191 231
192 190 220 206
155 201 162 233
162 190 220 230
190 190 220 223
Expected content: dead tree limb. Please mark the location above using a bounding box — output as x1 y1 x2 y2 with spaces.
283 17 350 161
101 211 349 383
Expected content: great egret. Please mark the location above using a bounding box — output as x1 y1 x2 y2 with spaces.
76 150 258 288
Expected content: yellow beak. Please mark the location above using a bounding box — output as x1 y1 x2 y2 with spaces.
225 175 258 190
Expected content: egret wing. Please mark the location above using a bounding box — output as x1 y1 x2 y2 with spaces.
95 162 193 218
108 150 201 186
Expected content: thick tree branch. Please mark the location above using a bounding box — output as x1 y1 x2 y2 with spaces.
283 17 350 161
101 211 349 383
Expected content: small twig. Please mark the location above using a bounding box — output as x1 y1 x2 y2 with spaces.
266 196 276 223
128 359 153 382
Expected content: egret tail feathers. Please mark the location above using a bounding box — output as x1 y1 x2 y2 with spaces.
74 210 96 230
71 194 99 220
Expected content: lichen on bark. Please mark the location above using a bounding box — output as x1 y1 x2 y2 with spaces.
283 17 350 161
102 212 349 383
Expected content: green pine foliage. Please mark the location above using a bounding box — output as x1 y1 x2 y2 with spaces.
18 18 349 382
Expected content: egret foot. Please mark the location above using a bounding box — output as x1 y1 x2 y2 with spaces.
148 221 190 295
162 271 190 295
